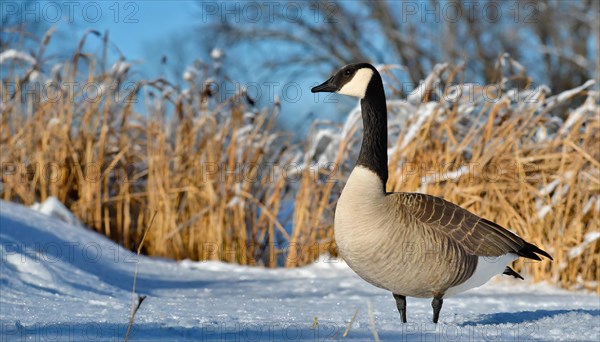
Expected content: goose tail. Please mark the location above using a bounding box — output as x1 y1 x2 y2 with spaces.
503 266 524 280
517 242 553 261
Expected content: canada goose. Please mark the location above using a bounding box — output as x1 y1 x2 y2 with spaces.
311 63 552 324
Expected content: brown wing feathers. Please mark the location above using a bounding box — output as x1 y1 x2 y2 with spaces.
479 216 553 260
396 193 553 260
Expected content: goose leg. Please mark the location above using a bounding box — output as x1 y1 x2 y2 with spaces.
431 296 443 324
392 294 407 323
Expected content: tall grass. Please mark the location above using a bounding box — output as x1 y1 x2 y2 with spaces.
1 31 598 291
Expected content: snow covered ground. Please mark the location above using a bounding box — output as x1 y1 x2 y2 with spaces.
1 199 598 341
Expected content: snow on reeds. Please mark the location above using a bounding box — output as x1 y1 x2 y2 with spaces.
1 30 598 292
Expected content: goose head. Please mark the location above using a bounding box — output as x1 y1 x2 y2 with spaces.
311 63 379 99
311 62 389 188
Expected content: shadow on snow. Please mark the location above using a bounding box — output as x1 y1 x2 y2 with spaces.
461 309 600 326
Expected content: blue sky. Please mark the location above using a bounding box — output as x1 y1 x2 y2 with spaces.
29 0 348 133
51 1 197 61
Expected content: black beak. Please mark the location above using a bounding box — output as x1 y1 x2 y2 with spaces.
311 77 337 93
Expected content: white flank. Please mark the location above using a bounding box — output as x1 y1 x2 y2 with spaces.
338 68 374 99
445 253 517 297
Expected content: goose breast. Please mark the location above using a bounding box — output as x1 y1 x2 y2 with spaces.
334 167 477 298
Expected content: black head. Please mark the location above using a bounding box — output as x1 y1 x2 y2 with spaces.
311 63 378 99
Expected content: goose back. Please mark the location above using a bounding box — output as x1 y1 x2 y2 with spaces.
391 192 552 260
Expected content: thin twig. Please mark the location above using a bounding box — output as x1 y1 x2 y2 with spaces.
124 211 157 342
343 308 359 337
367 302 380 342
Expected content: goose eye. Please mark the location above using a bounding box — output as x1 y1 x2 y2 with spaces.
344 69 352 76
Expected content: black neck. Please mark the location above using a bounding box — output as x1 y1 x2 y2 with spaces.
356 74 388 191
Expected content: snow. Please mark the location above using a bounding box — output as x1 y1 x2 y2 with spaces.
568 232 600 259
0 50 36 65
407 63 447 105
1 199 599 341
558 93 597 136
110 60 131 78
546 80 596 112
30 197 82 227
210 48 224 60
400 102 438 150
582 196 600 215
183 66 199 82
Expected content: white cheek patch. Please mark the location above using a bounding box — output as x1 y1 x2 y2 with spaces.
337 68 374 99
